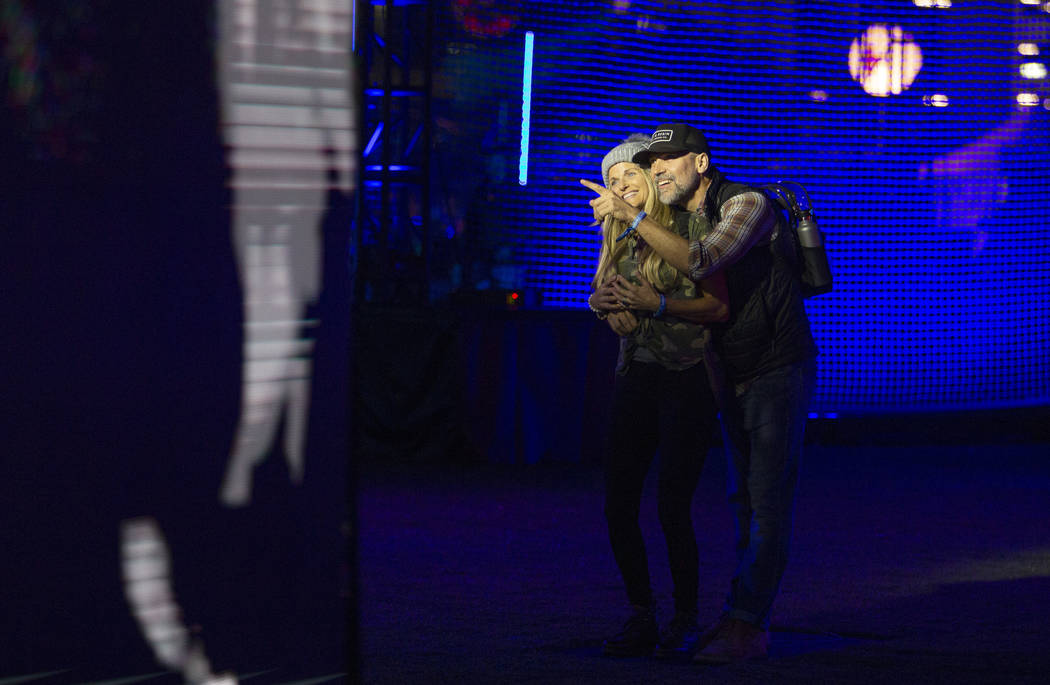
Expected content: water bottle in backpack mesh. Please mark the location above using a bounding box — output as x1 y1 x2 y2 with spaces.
760 181 833 298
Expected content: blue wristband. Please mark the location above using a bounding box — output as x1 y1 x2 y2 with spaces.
615 210 647 242
654 293 666 318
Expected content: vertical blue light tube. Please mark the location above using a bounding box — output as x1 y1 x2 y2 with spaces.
519 31 535 186
351 0 357 52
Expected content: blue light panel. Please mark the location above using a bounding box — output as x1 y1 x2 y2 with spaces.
502 0 1050 413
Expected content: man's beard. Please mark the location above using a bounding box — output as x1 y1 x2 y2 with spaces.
656 168 701 206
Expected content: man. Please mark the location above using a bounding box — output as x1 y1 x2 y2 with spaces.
581 123 817 663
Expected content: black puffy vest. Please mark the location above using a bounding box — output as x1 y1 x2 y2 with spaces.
704 169 818 383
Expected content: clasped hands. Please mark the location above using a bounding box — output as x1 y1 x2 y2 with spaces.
590 274 663 336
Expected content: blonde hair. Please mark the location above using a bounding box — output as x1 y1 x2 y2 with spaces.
591 166 680 293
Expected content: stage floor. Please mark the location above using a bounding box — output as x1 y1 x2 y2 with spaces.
359 443 1050 684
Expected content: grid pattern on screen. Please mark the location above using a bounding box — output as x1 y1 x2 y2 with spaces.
500 0 1050 413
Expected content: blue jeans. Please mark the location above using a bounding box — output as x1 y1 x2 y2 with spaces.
720 358 815 630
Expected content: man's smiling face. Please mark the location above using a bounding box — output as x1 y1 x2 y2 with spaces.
650 151 704 207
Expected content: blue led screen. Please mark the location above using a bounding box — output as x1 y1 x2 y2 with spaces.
490 0 1050 414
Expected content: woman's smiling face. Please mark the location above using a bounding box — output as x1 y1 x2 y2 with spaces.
606 162 648 208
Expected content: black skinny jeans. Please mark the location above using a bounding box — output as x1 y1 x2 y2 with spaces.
603 359 719 615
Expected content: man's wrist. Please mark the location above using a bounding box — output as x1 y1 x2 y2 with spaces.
615 209 647 242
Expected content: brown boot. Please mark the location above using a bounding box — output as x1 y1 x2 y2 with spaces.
695 615 730 653
693 617 769 664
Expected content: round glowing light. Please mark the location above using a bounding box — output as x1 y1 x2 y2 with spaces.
848 24 923 97
1020 62 1048 79
913 0 933 6
935 0 952 7
1016 92 1040 106
1018 43 1040 56
809 89 829 101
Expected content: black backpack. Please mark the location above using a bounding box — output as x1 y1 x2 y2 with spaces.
758 181 833 298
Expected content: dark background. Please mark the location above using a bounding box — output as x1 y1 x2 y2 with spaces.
2 2 346 678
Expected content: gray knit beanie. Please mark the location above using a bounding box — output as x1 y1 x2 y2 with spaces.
601 133 651 187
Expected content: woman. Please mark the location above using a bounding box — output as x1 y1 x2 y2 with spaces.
586 134 728 660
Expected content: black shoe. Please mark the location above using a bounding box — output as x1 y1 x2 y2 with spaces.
602 607 658 657
653 612 701 659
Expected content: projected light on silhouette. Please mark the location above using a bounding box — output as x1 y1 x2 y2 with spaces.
216 0 355 508
121 518 235 685
120 1 355 681
848 24 922 97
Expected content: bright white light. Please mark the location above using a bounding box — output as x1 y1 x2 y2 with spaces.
1017 92 1040 106
1019 0 1039 6
1019 62 1048 79
913 0 933 6
935 0 951 6
931 94 949 107
1018 43 1040 56
848 24 923 97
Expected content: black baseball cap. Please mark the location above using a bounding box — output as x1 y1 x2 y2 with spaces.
631 123 710 166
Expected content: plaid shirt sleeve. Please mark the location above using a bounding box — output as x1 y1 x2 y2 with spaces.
687 191 777 283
